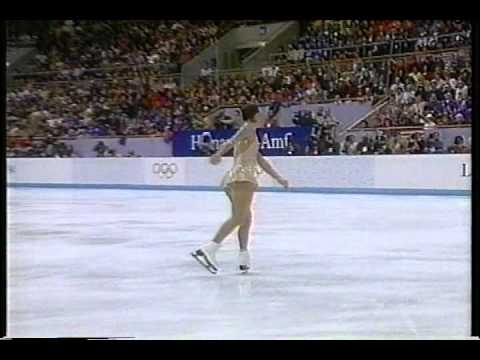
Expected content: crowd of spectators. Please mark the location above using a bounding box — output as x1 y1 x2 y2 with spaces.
338 131 470 155
360 50 471 128
10 20 271 82
191 58 388 130
6 20 471 158
10 49 470 140
7 50 470 149
274 20 471 63
6 136 77 158
6 76 201 142
283 130 470 157
6 137 144 158
15 20 222 80
7 57 391 144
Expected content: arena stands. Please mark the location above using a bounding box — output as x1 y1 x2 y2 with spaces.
358 51 471 128
6 58 388 143
6 20 471 158
10 20 273 81
272 20 471 63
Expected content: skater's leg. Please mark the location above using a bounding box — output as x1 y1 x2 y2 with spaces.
211 182 255 244
232 183 255 271
238 210 253 271
237 201 253 271
238 209 252 251
211 214 239 244
232 182 255 251
225 187 234 212
210 187 235 244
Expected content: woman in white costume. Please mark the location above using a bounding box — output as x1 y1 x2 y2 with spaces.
192 104 289 274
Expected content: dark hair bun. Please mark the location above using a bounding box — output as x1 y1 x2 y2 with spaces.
241 104 259 121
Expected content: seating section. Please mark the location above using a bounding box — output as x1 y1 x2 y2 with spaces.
6 20 471 157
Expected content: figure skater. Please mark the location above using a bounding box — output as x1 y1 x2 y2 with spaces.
192 104 289 274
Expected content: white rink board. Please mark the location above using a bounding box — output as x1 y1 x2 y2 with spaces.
373 155 471 190
267 156 376 188
72 158 145 185
7 158 74 184
7 155 471 193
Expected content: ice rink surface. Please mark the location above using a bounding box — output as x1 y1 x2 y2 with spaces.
7 188 471 339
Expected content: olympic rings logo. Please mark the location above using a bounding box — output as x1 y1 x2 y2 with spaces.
152 162 178 179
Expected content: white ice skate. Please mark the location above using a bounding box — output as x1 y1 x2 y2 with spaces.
191 242 220 274
239 250 251 274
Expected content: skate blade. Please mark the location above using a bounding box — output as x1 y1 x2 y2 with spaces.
191 252 218 274
236 269 259 276
239 268 250 275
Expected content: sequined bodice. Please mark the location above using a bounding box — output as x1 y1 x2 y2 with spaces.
233 134 259 166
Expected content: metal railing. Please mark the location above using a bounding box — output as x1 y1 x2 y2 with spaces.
347 93 472 131
347 124 472 133
269 31 471 64
10 61 181 83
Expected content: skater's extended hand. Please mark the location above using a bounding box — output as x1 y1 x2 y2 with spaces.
277 177 289 189
210 153 222 165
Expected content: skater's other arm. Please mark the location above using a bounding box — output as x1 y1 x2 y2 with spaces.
257 153 289 188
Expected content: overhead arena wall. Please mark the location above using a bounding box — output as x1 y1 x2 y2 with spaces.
7 155 471 196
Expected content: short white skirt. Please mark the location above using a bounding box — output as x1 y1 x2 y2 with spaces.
221 163 263 189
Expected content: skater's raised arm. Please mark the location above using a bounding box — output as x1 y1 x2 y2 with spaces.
257 153 289 188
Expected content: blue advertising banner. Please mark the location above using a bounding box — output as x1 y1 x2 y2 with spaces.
173 126 313 157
